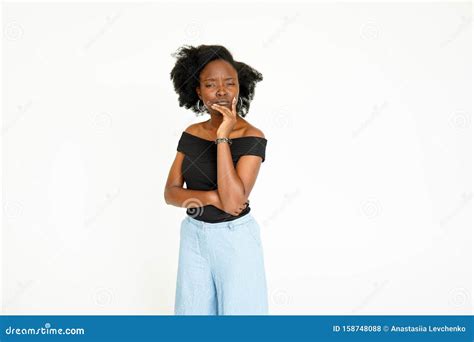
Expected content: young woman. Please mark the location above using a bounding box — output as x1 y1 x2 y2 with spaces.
164 44 268 315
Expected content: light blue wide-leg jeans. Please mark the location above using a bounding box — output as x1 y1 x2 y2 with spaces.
174 212 268 315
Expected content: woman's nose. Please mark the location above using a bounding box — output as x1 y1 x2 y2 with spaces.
216 85 227 96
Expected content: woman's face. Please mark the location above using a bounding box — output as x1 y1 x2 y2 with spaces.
196 59 239 114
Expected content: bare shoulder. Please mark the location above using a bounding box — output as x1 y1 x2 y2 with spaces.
244 124 265 139
184 122 201 135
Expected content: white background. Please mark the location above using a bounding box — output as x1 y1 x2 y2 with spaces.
2 1 472 314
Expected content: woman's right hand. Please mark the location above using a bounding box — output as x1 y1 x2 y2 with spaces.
209 190 249 216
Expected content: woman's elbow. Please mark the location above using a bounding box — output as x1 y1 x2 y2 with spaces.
222 197 247 215
164 187 173 205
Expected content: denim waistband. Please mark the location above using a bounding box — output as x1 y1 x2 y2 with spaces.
185 212 254 229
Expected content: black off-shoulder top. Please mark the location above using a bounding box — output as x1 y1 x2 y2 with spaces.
176 131 267 223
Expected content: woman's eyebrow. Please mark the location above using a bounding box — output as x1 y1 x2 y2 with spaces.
204 77 235 81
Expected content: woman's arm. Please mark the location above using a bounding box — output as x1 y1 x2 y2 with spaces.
216 128 264 215
165 186 214 208
216 142 247 212
164 151 248 215
164 151 211 208
211 99 265 215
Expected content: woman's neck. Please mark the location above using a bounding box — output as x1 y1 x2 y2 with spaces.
206 114 223 131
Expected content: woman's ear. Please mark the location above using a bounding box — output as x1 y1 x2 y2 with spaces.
196 87 201 99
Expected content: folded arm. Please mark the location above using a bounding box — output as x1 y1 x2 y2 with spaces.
216 129 265 214
164 151 248 216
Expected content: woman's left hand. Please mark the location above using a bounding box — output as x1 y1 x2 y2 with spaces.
212 96 238 138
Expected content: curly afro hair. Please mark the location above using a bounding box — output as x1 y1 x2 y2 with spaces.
170 44 263 117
